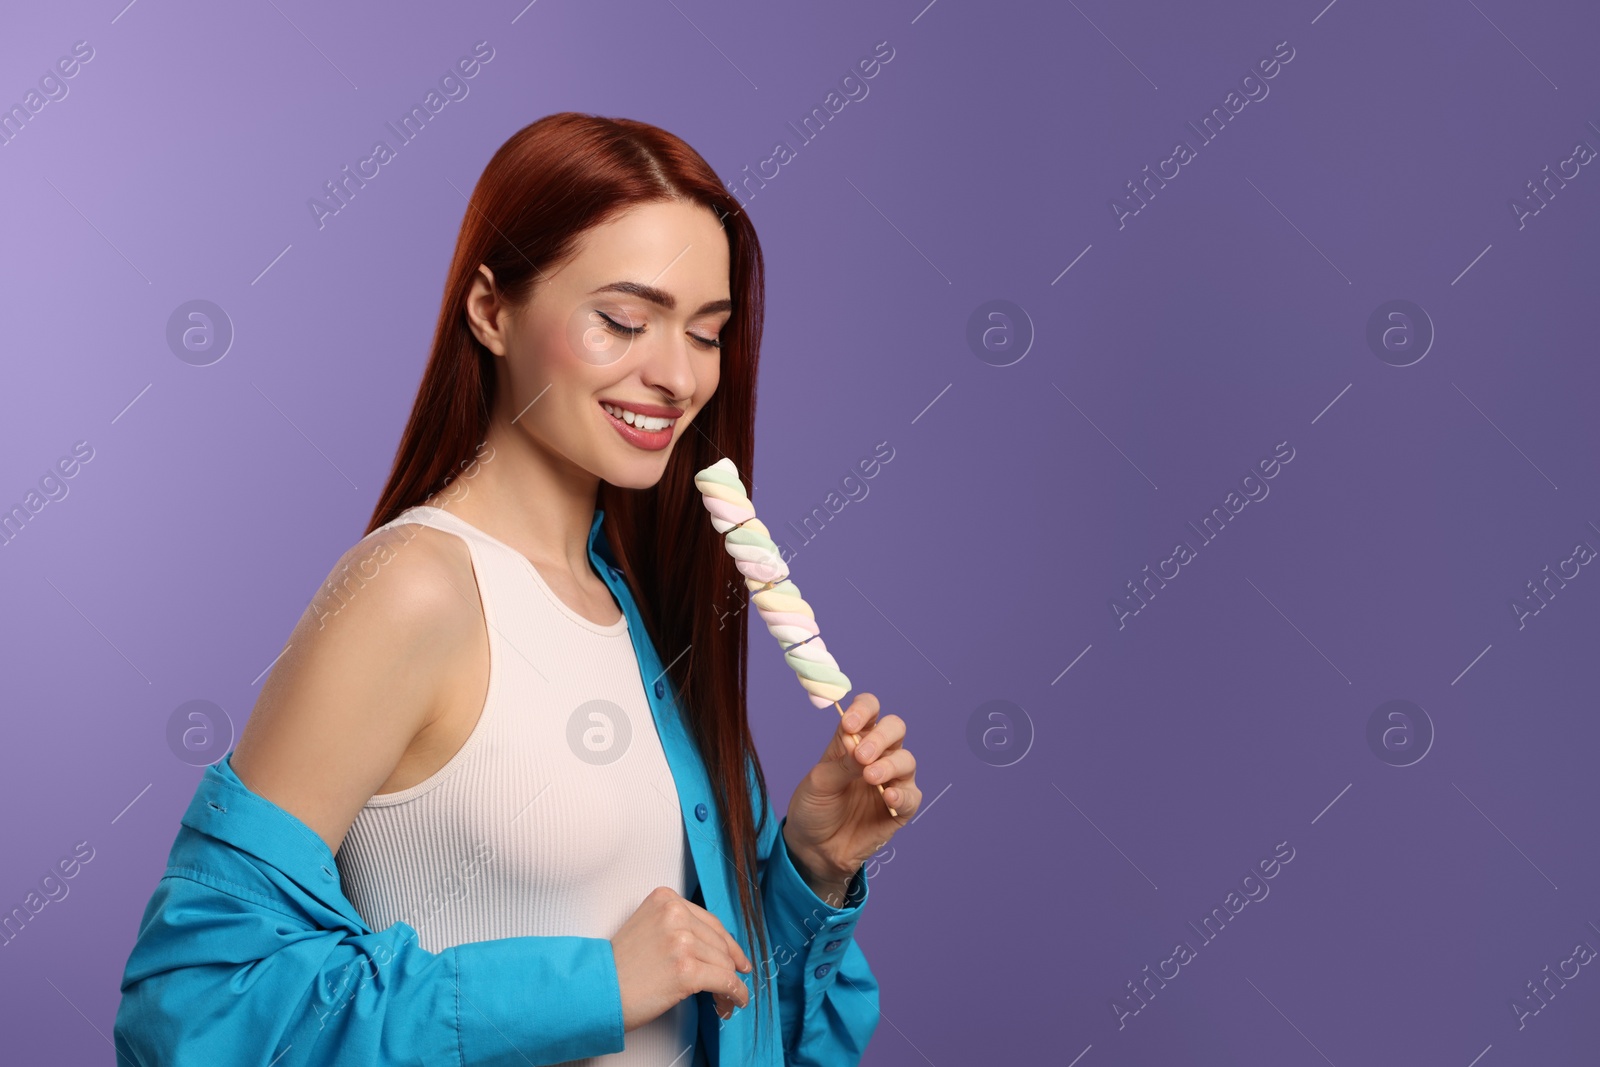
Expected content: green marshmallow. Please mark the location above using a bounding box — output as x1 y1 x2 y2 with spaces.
694 465 746 494
783 649 848 688
726 527 780 561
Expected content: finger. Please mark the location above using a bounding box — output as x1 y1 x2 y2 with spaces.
851 713 906 767
827 697 881 766
686 957 751 1013
881 776 922 816
838 692 880 735
707 968 750 1012
676 909 751 996
861 746 915 788
713 978 750 1020
681 897 753 973
678 926 751 1011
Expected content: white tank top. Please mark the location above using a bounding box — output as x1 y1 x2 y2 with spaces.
333 504 699 1065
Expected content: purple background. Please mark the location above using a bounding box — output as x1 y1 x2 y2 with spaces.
3 0 1598 1063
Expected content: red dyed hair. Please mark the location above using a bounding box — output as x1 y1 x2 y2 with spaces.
365 112 774 1045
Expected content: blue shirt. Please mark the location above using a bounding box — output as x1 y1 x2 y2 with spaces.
113 507 879 1065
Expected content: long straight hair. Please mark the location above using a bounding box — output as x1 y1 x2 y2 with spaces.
365 112 775 1044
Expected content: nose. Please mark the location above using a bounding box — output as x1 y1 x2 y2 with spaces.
638 328 697 407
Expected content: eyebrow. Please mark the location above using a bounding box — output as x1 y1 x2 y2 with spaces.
588 280 732 316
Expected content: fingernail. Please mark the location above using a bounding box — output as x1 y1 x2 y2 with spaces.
857 742 875 761
844 714 858 731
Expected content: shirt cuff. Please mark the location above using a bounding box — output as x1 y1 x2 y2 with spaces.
763 817 869 999
453 932 626 1063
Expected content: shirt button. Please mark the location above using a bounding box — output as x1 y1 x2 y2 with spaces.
824 939 842 952
694 802 708 822
813 964 832 979
654 680 665 698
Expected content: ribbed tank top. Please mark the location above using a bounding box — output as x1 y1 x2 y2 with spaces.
333 504 699 1065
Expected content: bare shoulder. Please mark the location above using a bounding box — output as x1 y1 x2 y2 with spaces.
231 521 484 855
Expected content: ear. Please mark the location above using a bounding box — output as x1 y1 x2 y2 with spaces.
464 265 509 356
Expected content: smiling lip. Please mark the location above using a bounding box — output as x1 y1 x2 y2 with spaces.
597 398 683 418
598 400 677 452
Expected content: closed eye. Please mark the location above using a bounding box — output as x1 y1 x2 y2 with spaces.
596 310 722 350
594 310 643 337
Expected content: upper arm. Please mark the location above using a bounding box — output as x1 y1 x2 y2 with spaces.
230 523 483 856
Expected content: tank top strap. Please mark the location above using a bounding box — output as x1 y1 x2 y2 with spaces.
369 504 505 623
375 504 491 544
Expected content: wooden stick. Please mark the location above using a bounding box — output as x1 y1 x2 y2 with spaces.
835 699 898 817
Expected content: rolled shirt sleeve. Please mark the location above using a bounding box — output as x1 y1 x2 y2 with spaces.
114 845 627 1066
759 814 879 1065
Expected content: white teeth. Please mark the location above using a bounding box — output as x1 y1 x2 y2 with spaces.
603 403 672 432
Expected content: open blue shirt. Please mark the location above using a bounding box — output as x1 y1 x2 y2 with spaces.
113 508 879 1065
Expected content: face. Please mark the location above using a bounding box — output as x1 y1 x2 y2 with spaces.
466 198 732 489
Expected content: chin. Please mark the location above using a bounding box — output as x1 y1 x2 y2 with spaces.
607 472 669 491
600 455 673 491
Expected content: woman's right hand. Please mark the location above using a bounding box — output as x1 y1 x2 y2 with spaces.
611 885 753 1029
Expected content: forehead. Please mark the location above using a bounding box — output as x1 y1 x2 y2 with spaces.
563 200 731 296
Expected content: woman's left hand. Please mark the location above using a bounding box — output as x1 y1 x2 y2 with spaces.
782 692 919 902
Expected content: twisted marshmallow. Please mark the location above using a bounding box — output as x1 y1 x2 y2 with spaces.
694 457 851 709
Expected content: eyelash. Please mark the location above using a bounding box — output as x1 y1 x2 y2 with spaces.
595 310 723 350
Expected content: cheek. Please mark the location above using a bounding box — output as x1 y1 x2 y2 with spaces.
526 317 572 373
562 305 639 368
699 359 722 402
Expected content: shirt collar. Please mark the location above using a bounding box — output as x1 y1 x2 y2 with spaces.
588 506 618 570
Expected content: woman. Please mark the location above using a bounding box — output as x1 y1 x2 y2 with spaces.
112 112 919 1066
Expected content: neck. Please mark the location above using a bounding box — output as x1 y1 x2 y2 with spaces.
429 411 601 579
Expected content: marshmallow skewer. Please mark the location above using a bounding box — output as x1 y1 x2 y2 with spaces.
695 458 897 817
